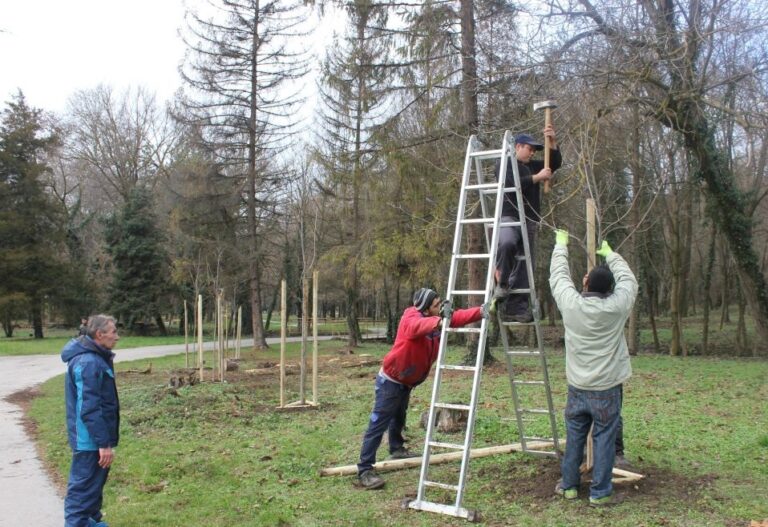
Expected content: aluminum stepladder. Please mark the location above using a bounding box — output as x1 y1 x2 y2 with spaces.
406 131 560 522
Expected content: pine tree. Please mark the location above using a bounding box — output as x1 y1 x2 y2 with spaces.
104 187 172 334
0 93 67 338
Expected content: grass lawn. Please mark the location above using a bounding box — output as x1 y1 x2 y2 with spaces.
20 335 768 526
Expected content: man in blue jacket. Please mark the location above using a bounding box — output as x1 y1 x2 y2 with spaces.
62 315 120 527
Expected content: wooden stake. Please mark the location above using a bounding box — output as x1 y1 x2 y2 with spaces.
583 198 596 472
236 305 242 360
300 277 308 404
197 294 203 382
279 280 287 408
184 300 189 368
312 270 319 405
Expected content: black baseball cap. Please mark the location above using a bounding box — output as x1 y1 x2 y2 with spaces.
515 133 544 151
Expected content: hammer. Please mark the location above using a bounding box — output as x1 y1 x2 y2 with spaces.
533 100 558 193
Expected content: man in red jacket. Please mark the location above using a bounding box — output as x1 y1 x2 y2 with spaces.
356 288 486 489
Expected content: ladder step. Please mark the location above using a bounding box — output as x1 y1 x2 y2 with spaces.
507 350 541 357
454 252 491 258
508 288 531 294
469 149 502 159
501 320 535 326
429 440 465 451
499 220 523 228
513 380 545 386
452 290 486 296
520 408 552 414
465 183 498 190
424 480 460 492
435 402 471 411
459 218 495 225
446 327 482 334
440 364 477 372
523 436 556 443
481 188 517 196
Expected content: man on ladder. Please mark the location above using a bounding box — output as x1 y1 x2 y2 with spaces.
493 125 562 322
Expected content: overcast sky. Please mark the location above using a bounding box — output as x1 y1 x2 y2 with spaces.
0 1 339 116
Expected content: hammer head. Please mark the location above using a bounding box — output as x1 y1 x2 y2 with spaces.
533 100 558 112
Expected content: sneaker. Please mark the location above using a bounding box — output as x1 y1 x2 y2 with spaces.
589 493 620 507
555 482 578 500
389 447 420 460
358 470 385 490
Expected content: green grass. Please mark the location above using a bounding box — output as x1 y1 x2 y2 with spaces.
26 340 768 527
0 332 192 357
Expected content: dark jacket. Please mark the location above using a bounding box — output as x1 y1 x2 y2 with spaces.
382 306 483 387
61 336 120 451
499 149 563 221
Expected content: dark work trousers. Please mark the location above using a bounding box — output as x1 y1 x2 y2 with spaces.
65 450 110 527
357 373 411 475
561 385 622 499
496 218 538 315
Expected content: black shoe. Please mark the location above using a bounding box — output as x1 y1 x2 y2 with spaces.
389 447 420 460
358 470 385 489
501 312 533 323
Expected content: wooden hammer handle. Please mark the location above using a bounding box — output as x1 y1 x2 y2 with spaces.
543 108 552 194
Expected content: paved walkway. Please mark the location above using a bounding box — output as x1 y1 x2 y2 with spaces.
0 336 329 527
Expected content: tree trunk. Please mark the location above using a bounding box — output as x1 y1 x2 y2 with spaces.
674 104 768 355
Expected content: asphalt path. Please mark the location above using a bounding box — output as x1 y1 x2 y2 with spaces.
0 336 333 527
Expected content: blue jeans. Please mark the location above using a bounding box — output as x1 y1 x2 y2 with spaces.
561 385 622 499
65 450 110 527
357 374 411 475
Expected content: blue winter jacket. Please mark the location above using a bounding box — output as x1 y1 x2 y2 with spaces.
61 336 120 451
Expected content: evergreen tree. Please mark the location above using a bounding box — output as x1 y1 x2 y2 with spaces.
104 187 172 334
0 93 67 338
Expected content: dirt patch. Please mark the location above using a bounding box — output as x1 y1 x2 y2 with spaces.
477 455 721 509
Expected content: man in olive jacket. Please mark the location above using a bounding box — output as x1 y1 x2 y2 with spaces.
549 230 637 506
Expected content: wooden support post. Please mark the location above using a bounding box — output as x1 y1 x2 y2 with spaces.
300 277 308 404
584 198 596 472
236 305 242 360
184 300 189 369
217 290 224 382
279 280 287 408
197 294 203 382
312 270 319 405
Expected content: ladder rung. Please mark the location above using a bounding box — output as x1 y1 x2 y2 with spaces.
424 480 460 492
469 149 502 159
499 220 523 227
454 252 491 258
435 402 471 411
523 436 555 442
459 218 495 225
508 288 531 294
501 320 535 326
440 364 477 372
481 188 517 196
452 290 486 296
520 408 552 414
507 350 541 356
465 183 498 190
446 327 482 334
513 380 545 386
429 440 465 450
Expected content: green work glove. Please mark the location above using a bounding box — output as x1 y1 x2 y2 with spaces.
480 302 491 320
555 229 569 246
439 299 454 320
596 240 613 257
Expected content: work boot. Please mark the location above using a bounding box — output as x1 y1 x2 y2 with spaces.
501 311 533 323
358 470 385 490
554 482 578 500
389 447 420 460
614 455 631 469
